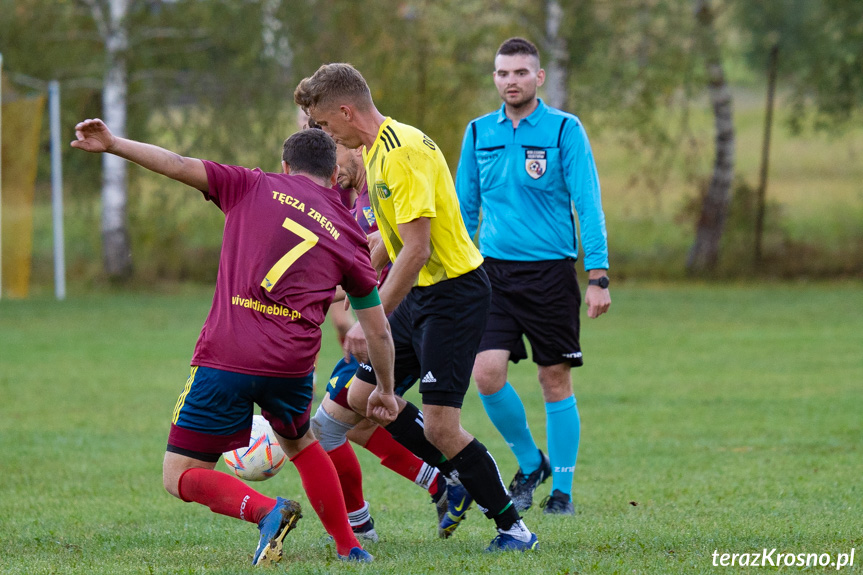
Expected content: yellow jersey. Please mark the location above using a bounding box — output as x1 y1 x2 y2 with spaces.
363 118 483 287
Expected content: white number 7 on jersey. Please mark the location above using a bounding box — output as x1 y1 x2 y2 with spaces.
261 217 319 291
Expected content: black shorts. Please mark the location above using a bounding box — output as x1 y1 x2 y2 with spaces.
355 266 491 408
479 258 583 367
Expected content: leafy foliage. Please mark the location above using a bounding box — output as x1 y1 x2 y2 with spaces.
736 0 863 132
2 0 862 282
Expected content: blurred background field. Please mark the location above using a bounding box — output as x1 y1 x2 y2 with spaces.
2 0 862 293
18 97 863 294
0 284 860 573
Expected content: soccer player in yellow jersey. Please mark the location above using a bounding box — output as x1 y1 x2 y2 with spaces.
295 63 538 552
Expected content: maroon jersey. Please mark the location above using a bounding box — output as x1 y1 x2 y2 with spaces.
351 183 376 235
191 161 378 377
334 183 355 209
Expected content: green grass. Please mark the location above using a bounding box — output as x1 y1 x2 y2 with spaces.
1 283 861 573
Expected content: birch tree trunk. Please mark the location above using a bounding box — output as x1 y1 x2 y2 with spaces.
261 0 293 75
85 0 132 279
544 0 568 110
687 0 735 274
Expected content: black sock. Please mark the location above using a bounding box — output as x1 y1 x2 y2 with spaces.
450 439 521 529
384 401 447 468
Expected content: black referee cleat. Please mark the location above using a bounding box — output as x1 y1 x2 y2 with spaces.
507 449 551 512
540 489 575 515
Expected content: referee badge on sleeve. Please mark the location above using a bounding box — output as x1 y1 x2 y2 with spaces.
525 149 547 180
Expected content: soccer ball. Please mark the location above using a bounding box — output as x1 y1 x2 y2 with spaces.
223 415 287 481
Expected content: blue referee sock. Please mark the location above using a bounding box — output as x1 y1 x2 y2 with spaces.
546 395 580 497
479 382 542 474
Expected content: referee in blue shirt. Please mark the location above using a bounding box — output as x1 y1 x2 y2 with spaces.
456 37 611 515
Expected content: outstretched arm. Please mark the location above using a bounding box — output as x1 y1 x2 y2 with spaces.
353 304 398 424
71 118 209 192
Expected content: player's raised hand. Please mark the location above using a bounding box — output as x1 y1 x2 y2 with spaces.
71 118 116 153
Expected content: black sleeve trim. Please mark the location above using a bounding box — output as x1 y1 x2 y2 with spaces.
557 117 570 148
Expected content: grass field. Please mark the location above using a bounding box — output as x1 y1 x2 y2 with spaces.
1 283 861 574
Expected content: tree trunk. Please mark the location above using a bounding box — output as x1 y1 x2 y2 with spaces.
754 41 779 263
544 0 568 110
687 0 735 274
92 0 132 279
261 0 293 76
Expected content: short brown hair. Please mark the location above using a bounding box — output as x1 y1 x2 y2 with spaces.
282 129 337 180
294 63 373 113
496 37 541 62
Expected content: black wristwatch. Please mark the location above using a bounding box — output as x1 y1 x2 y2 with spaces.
588 276 610 289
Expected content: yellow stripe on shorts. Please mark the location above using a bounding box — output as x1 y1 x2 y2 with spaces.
172 366 198 424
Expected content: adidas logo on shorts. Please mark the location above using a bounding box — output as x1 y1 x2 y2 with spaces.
421 372 437 383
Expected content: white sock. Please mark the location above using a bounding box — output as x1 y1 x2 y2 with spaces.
415 464 438 490
498 519 532 542
347 500 371 527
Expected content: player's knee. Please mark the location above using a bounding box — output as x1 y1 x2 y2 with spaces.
472 363 507 394
472 364 489 384
473 370 499 394
537 366 573 402
422 420 451 450
311 403 354 451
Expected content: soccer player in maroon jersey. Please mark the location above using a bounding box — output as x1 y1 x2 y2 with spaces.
71 119 395 566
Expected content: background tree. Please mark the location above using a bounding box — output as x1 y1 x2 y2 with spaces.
735 0 863 263
686 0 735 274
543 0 568 110
80 0 133 280
3 0 860 283
2 0 300 280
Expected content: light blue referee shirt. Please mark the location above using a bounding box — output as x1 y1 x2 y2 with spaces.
456 99 609 270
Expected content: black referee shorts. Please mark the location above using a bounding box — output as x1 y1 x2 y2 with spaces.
355 266 491 408
478 258 583 367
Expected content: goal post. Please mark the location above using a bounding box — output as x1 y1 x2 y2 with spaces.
0 58 65 300
1 52 4 300
0 62 45 300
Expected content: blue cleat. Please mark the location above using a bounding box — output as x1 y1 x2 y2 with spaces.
253 498 302 566
437 481 473 539
338 547 374 562
486 531 539 552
